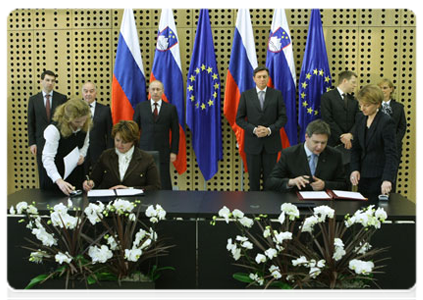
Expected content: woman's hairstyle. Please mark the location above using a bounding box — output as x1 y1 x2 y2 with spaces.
357 84 384 106
52 99 92 137
112 120 140 145
377 78 395 100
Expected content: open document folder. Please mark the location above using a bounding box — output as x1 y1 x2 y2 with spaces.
63 147 80 180
297 190 367 201
87 189 144 197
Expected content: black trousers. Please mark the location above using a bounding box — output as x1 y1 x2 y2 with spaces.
160 162 172 190
246 150 278 191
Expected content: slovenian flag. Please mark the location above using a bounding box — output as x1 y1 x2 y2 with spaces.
223 9 258 172
151 9 187 175
111 9 147 124
266 8 298 147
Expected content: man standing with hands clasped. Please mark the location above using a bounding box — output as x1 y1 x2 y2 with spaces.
133 80 179 190
236 66 287 191
266 119 346 192
27 70 67 189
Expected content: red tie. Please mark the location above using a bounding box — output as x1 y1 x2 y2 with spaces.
153 103 158 121
45 94 51 121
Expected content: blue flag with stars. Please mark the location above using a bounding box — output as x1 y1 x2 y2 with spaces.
298 9 332 142
186 9 222 181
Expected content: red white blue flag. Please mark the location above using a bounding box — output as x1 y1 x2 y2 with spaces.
224 9 258 171
111 9 147 124
151 9 187 175
266 8 298 147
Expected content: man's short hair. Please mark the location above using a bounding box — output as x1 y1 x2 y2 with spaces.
338 70 357 84
41 70 57 80
253 66 269 77
305 119 331 138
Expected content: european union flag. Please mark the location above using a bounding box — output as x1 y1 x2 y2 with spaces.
298 9 332 142
186 9 222 181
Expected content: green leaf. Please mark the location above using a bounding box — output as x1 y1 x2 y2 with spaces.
233 272 253 283
269 281 292 289
25 274 49 289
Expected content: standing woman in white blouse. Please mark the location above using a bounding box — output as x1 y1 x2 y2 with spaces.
42 99 92 195
83 120 161 192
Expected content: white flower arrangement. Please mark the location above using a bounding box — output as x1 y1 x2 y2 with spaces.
9 199 173 289
213 204 389 289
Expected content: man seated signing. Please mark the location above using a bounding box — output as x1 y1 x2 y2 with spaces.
265 119 346 192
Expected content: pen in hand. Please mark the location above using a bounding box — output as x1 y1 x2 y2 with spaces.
85 175 93 190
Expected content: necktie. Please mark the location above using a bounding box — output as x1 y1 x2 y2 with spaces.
258 91 265 110
153 103 158 121
45 94 51 121
342 93 347 108
382 102 392 116
309 154 317 176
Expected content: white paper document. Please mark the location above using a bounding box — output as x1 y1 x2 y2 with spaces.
332 190 366 200
298 191 331 199
87 189 144 197
63 147 80 180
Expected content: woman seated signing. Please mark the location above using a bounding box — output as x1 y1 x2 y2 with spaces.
83 120 161 191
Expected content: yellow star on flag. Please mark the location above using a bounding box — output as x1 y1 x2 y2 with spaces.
306 73 312 80
201 64 206 71
187 85 193 91
314 110 319 116
302 82 308 89
325 76 331 83
195 68 200 74
319 69 324 76
307 107 313 114
208 99 214 106
214 83 219 90
190 75 196 82
301 92 306 99
302 100 308 107
201 103 206 110
212 73 218 80
190 95 195 102
313 69 318 75
213 91 217 98
207 67 212 73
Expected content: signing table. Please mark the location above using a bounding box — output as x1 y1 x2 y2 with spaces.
8 189 415 289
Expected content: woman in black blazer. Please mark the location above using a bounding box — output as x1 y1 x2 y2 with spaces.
349 85 398 196
83 120 161 192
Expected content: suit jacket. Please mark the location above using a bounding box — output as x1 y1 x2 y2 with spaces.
321 89 360 147
350 111 398 183
88 102 113 166
27 91 67 150
133 100 179 164
236 87 287 154
387 100 407 157
265 143 346 192
90 148 161 191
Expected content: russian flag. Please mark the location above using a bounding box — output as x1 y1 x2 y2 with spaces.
266 8 298 147
223 9 258 172
151 9 187 175
111 9 147 124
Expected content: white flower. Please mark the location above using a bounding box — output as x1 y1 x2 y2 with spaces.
107 235 119 250
53 203 68 214
277 212 285 224
29 250 50 263
55 252 72 264
239 216 254 228
145 204 166 223
16 202 28 214
349 259 374 275
292 256 308 266
241 241 253 249
317 259 326 268
231 247 241 261
375 207 388 222
125 248 142 262
269 265 282 279
264 248 278 259
67 199 73 207
50 211 78 229
218 206 231 223
27 205 39 215
149 227 158 241
333 247 346 261
128 213 136 222
32 226 57 247
232 209 244 219
226 238 236 252
134 229 147 248
112 199 135 214
281 203 300 220
313 205 334 222
309 267 322 278
9 206 16 215
236 235 248 242
301 215 318 233
84 202 104 225
345 215 356 228
263 227 271 238
255 253 267 264
355 242 372 255
89 245 113 264
140 238 152 250
334 238 344 248
273 231 293 244
249 273 264 286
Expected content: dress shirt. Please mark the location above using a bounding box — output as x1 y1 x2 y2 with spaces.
253 86 271 135
150 99 162 114
336 87 346 100
304 143 319 172
89 101 96 117
42 124 90 183
115 145 135 181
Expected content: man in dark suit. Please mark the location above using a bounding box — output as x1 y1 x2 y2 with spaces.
81 81 113 174
133 80 179 190
321 70 360 150
236 66 287 191
266 119 346 192
27 70 67 189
